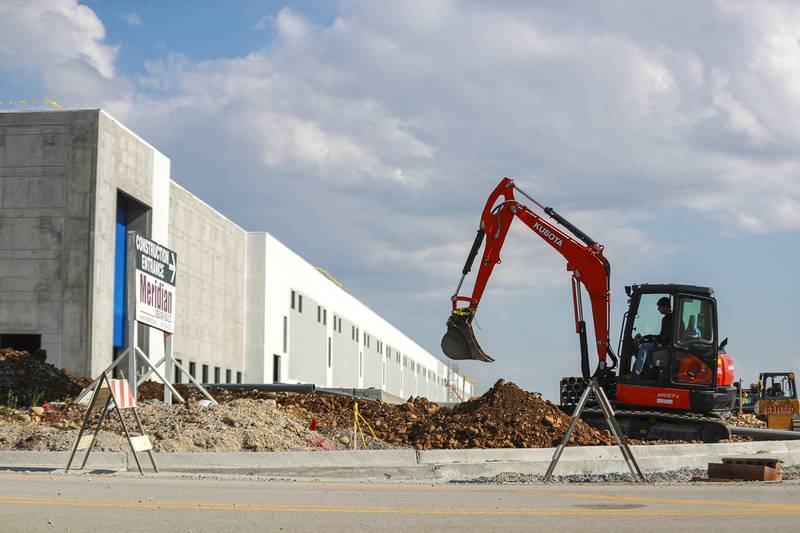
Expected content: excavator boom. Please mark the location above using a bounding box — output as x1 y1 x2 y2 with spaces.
442 177 614 378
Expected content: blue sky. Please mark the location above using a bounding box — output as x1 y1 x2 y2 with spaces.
1 1 799 400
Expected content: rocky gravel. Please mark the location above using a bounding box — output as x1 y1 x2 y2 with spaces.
0 398 387 452
141 379 615 449
726 413 767 429
461 464 800 484
0 351 777 454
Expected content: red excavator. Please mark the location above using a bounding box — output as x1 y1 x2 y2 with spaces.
442 177 737 442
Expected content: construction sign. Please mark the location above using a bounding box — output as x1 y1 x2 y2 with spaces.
132 232 177 333
66 376 157 474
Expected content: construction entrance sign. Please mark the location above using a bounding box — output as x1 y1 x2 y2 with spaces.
133 233 177 333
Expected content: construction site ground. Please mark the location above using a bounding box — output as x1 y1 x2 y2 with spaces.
0 349 770 454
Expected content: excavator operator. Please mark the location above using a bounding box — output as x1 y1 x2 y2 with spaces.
633 297 673 375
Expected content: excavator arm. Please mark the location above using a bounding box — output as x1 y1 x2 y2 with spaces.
441 177 616 378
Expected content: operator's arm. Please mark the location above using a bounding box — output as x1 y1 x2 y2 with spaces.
655 313 672 344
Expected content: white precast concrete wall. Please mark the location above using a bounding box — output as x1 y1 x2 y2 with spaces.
168 181 246 382
246 232 453 400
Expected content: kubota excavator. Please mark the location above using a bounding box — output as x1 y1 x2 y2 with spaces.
442 177 737 442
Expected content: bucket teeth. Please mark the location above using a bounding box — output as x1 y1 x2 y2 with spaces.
440 309 494 362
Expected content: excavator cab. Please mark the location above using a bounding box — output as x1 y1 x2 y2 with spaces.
616 284 736 414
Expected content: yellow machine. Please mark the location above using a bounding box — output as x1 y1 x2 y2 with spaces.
754 373 800 431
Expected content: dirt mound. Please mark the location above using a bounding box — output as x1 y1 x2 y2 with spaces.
0 349 89 407
266 380 613 449
139 379 614 449
408 380 613 448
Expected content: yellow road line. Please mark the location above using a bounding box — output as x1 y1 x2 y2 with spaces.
556 492 800 511
0 497 798 516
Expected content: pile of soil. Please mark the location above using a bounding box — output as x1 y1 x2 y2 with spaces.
140 379 614 449
0 349 89 406
409 379 613 448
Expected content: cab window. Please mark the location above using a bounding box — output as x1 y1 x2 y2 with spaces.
631 293 671 337
676 297 714 345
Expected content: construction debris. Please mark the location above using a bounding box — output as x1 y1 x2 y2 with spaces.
0 398 386 453
0 349 88 407
0 354 774 453
141 378 614 449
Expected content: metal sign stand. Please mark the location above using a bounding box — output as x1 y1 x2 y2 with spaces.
65 373 157 474
544 378 644 482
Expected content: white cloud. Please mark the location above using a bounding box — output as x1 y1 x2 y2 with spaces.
710 69 772 146
0 0 131 113
0 0 116 77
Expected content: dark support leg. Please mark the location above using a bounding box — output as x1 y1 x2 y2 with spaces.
65 379 102 473
80 394 112 470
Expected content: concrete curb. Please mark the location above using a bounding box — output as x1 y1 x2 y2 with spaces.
2 441 799 480
0 451 127 471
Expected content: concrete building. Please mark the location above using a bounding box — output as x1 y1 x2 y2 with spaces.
0 109 474 402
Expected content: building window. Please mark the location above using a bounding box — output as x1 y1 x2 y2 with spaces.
338 317 342 333
236 371 242 384
351 325 354 340
291 290 295 309
175 359 183 384
298 294 303 313
327 337 332 368
214 367 220 383
189 362 196 379
226 369 232 384
283 316 288 353
323 309 327 326
317 305 321 322
273 354 281 382
202 364 209 383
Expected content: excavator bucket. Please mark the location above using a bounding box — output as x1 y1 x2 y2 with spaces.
441 309 494 362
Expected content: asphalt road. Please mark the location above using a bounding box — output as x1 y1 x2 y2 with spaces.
0 472 798 531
